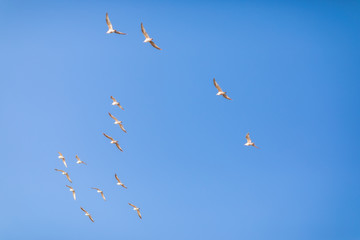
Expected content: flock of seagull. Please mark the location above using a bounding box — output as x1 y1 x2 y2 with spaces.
54 12 259 223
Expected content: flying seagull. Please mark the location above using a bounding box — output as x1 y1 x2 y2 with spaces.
244 133 259 148
213 78 232 100
58 152 67 168
108 113 127 133
80 207 94 222
106 13 126 35
115 173 127 189
91 187 106 201
75 155 87 165
54 169 72 183
66 185 76 200
141 22 161 50
129 203 142 219
110 96 124 110
103 133 123 152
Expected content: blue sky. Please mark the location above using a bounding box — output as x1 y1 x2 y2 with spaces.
1 0 360 239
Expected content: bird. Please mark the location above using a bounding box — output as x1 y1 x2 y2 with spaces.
244 133 259 148
103 133 123 151
54 169 72 183
108 113 127 133
106 13 126 35
213 78 232 100
91 187 106 201
115 174 127 189
141 22 161 50
80 207 94 222
75 155 87 165
110 96 124 110
58 152 67 168
129 203 142 219
66 185 76 200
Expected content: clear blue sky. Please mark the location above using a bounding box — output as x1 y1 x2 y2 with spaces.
1 0 359 239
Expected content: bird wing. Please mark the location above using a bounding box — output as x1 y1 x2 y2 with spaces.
66 185 72 189
62 159 67 168
150 41 161 50
89 215 94 222
108 112 118 121
75 155 80 161
122 184 128 189
65 173 72 183
141 22 150 38
73 191 76 200
101 192 106 200
110 96 116 103
253 144 260 149
245 133 251 143
91 187 100 191
118 104 124 110
81 161 87 165
103 133 114 141
58 152 63 157
115 143 123 152
80 207 87 213
213 78 223 92
223 94 232 100
114 30 127 35
54 169 64 173
129 203 137 208
106 13 113 30
119 123 127 133
115 173 120 183
137 210 142 219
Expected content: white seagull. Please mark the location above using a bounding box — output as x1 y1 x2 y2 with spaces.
103 133 123 152
141 22 161 50
66 185 76 200
115 173 127 189
80 207 94 222
110 96 124 110
129 203 142 219
106 13 126 35
54 169 72 183
91 187 106 201
75 155 87 165
213 78 232 100
58 152 67 168
244 133 259 148
108 113 127 133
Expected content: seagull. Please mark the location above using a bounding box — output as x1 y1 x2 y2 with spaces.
103 133 123 151
129 203 142 219
58 152 67 168
75 155 87 165
108 113 127 133
213 78 232 100
66 185 76 200
141 22 161 50
80 207 94 222
106 13 126 35
110 96 124 110
244 133 259 148
91 187 106 201
54 169 72 183
115 174 127 189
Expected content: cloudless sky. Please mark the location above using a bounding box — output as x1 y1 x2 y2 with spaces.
1 0 360 239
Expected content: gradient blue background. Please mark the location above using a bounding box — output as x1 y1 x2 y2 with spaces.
1 0 359 239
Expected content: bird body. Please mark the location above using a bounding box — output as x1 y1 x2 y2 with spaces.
91 187 106 201
58 152 67 168
66 185 76 200
80 207 94 222
213 78 232 100
115 174 127 189
75 155 87 165
129 203 142 219
103 133 123 151
106 13 126 35
54 169 72 183
244 133 259 148
110 96 124 110
108 113 127 133
141 23 161 50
